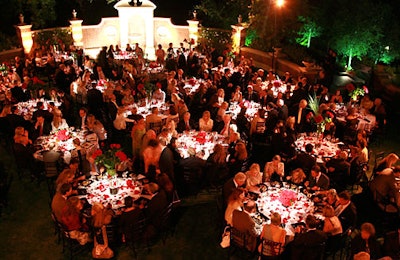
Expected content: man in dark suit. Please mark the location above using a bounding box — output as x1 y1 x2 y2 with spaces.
290 99 309 133
222 172 247 204
232 200 258 252
31 115 52 141
177 112 196 133
32 101 53 123
144 183 169 236
306 165 330 191
265 102 279 136
276 98 288 121
290 214 328 259
87 83 104 120
158 137 175 182
334 191 357 232
75 107 88 130
325 151 351 191
288 143 316 176
244 85 259 103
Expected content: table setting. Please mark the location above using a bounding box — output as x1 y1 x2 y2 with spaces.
295 134 342 162
176 130 227 160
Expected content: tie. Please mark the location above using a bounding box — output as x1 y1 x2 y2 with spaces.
297 108 302 124
39 124 43 136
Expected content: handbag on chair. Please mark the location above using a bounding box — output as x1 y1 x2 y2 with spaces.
92 225 114 259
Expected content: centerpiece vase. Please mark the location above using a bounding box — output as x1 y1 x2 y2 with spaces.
107 169 119 195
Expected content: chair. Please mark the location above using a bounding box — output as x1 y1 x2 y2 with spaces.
149 121 163 135
259 238 283 259
374 189 399 214
159 203 174 244
44 160 60 199
290 242 325 260
125 217 150 258
229 226 257 258
51 212 90 259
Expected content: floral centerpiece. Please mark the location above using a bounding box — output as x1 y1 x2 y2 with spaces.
56 129 70 141
346 83 368 101
92 143 128 177
306 94 335 135
195 131 208 145
278 189 298 207
0 63 9 77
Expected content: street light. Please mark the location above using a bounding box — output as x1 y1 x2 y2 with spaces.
272 0 284 73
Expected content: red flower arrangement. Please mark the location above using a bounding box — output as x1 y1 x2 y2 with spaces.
188 78 197 86
92 143 128 177
278 189 298 207
56 129 70 141
195 131 208 145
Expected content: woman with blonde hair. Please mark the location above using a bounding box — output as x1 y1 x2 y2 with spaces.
199 110 214 132
245 163 263 190
375 153 399 174
259 212 286 256
91 202 114 258
287 168 306 186
322 205 342 236
55 169 76 192
51 109 69 132
264 155 285 182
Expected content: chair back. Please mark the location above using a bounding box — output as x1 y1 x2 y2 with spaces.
149 121 163 135
260 238 283 257
230 226 247 249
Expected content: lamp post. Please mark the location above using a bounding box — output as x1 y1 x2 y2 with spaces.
272 0 284 73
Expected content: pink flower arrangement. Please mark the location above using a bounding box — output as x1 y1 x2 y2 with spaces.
278 189 297 207
56 129 70 141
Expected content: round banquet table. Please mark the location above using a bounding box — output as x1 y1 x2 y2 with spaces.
175 131 227 160
81 177 142 210
295 135 342 162
254 185 316 236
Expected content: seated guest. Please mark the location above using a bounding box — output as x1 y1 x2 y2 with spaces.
223 172 247 204
323 188 339 208
32 101 53 123
250 108 266 139
286 168 307 186
334 191 357 232
264 155 285 182
325 151 351 191
322 205 343 253
290 215 328 260
199 110 213 132
205 143 229 187
151 82 166 103
51 183 73 222
32 114 52 141
178 147 206 195
119 196 145 243
228 141 249 177
91 202 114 255
351 222 382 259
369 166 400 211
259 212 286 257
245 163 263 191
177 111 196 133
60 197 90 245
55 169 77 193
232 200 259 252
225 187 245 226
75 107 88 130
86 114 107 144
305 165 330 191
374 153 399 174
144 183 169 238
145 106 163 131
51 109 69 132
217 114 236 137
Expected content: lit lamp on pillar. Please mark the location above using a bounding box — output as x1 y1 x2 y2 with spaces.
69 10 84 47
231 14 247 54
17 14 33 54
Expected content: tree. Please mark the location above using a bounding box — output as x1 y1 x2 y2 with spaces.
296 16 321 48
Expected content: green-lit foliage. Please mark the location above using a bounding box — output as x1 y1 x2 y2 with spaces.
244 29 258 46
296 16 321 48
199 27 231 52
33 28 73 50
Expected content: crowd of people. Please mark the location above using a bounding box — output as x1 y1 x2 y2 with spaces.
0 40 398 259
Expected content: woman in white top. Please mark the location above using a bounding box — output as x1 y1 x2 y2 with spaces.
322 205 343 236
51 109 69 132
264 155 285 182
199 110 214 132
245 163 263 192
224 188 245 226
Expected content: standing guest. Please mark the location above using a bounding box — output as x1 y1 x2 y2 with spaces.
305 165 330 191
374 153 399 174
155 44 166 65
372 98 386 130
369 166 400 210
264 155 285 182
131 117 146 160
351 222 382 259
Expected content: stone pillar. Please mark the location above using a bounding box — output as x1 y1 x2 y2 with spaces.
69 10 84 47
187 11 199 49
16 14 33 55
